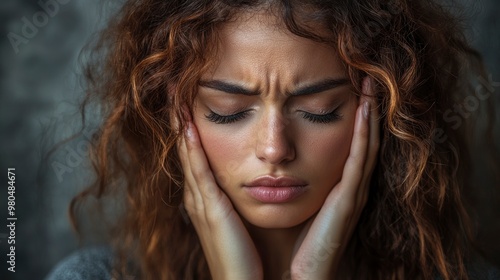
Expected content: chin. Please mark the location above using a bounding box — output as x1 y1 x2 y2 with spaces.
238 204 316 229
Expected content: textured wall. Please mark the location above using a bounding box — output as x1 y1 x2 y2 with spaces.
0 1 499 279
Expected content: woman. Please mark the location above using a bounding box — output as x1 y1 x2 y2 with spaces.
47 0 499 279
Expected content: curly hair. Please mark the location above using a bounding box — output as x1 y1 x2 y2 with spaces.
70 0 498 279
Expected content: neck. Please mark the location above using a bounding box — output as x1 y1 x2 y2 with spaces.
243 219 308 280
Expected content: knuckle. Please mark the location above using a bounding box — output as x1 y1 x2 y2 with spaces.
191 167 209 180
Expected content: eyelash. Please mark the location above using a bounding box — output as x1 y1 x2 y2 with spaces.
205 109 342 124
205 110 250 124
301 111 342 123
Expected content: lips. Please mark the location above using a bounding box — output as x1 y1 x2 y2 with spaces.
243 175 308 203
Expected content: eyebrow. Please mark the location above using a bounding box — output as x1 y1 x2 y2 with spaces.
198 78 350 96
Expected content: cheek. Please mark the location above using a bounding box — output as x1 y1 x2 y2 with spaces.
194 122 246 187
302 121 355 186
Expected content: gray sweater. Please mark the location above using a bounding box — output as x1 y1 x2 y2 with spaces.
46 246 500 280
45 247 115 280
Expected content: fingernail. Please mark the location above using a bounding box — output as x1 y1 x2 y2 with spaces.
185 122 193 140
363 101 370 119
363 77 369 94
365 77 372 94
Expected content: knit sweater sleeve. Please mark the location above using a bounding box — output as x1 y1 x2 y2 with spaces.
45 247 114 280
46 246 500 279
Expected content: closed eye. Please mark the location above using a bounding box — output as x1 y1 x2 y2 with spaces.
300 110 342 123
205 108 342 125
204 110 251 124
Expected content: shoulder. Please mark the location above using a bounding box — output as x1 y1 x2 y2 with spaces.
45 246 114 280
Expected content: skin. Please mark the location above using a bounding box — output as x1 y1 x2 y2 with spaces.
178 12 380 280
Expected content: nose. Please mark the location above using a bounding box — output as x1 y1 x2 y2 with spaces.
255 110 296 165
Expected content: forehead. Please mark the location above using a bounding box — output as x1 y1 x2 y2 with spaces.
204 11 345 83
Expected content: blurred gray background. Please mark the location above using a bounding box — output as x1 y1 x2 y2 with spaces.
0 0 499 279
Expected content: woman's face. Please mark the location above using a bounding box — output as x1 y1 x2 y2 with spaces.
192 13 358 229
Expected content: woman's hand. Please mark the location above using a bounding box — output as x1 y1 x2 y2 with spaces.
289 76 380 279
178 119 264 280
178 75 378 280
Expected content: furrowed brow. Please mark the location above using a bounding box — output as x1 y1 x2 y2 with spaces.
199 80 259 96
289 78 350 96
199 78 350 96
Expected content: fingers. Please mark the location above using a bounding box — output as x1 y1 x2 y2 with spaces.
183 123 217 190
178 118 232 225
176 117 264 279
362 77 380 177
179 122 219 202
291 76 380 277
330 76 380 207
334 77 371 197
177 127 199 210
357 77 380 205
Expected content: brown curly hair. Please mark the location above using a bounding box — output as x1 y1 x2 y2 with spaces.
70 0 499 279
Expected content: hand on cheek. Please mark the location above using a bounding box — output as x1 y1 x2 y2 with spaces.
177 117 264 280
175 75 380 280
289 76 380 279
